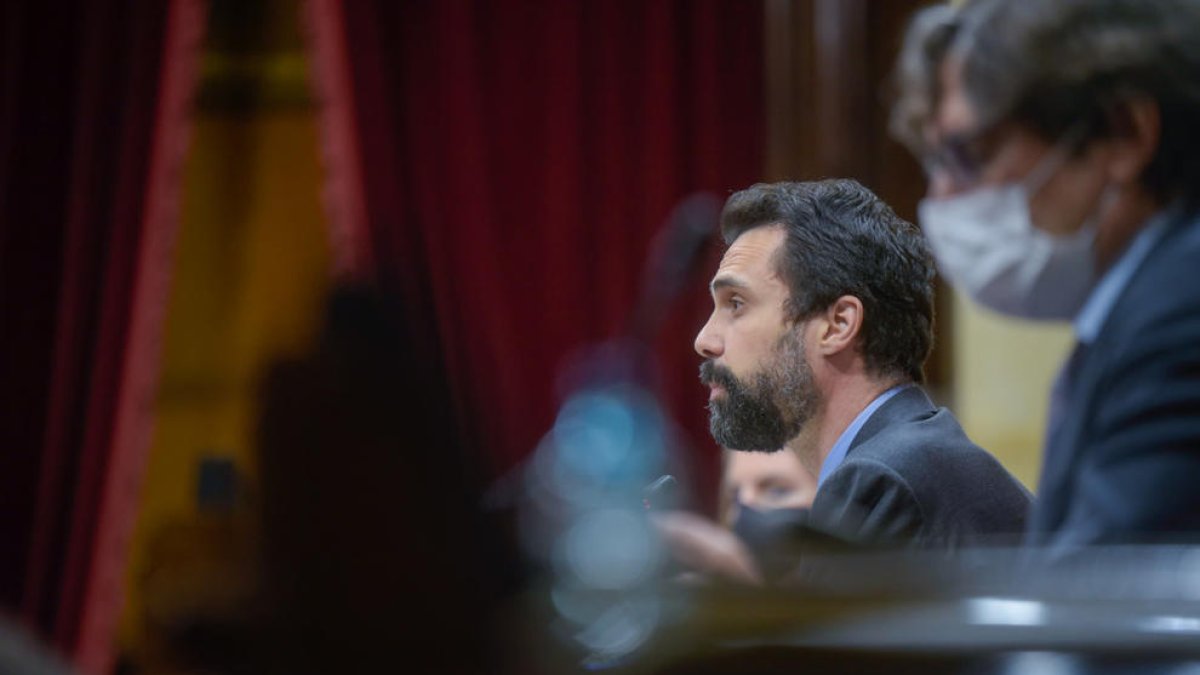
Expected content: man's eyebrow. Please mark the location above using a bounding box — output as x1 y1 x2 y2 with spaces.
710 275 749 294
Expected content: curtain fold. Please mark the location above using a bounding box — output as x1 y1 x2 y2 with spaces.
0 1 204 671
306 0 764 497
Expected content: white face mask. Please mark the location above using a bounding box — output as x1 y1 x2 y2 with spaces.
918 142 1109 320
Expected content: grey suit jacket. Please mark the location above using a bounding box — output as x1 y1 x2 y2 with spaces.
809 386 1032 549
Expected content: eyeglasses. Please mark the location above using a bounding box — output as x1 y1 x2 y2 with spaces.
920 122 1007 189
922 120 1092 192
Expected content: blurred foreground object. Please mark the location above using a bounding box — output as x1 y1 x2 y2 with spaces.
517 195 720 667
256 287 525 674
615 545 1200 675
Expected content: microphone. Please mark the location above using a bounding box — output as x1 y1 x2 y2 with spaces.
629 193 721 342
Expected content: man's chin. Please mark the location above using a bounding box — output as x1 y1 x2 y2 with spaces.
708 410 796 452
709 422 777 452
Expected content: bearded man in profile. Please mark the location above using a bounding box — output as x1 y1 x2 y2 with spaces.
657 179 1031 583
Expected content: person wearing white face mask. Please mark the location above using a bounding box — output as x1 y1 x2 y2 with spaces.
892 0 1200 553
918 125 1115 320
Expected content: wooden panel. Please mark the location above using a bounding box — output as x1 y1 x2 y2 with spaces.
813 0 872 180
762 0 951 394
764 0 815 181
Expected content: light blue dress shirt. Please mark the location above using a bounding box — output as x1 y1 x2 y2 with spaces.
816 384 912 487
1074 207 1178 343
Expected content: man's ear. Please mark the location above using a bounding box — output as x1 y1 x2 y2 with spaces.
813 295 864 357
1105 97 1160 184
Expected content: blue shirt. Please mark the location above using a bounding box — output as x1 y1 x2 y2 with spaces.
817 384 911 487
1074 207 1178 344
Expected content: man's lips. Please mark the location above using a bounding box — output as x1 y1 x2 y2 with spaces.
708 384 726 401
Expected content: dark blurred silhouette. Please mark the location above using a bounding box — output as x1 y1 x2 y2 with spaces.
254 286 526 674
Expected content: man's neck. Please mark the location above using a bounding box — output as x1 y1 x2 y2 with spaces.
1096 187 1160 272
785 376 905 478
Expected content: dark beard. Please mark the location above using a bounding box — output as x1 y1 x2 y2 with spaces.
699 331 817 451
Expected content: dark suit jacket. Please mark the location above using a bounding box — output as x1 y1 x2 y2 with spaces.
737 387 1030 582
808 386 1032 549
1028 211 1200 551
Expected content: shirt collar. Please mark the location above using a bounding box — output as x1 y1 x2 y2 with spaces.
1074 207 1178 343
816 384 911 488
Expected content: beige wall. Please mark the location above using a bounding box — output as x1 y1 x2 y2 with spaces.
949 289 1075 490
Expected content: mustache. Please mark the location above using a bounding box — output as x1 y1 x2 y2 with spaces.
699 360 738 389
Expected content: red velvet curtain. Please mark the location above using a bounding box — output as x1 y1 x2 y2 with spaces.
307 0 764 499
0 1 203 671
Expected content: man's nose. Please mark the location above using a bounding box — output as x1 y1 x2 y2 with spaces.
694 318 722 359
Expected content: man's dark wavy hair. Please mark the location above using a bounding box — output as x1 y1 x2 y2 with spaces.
720 179 935 384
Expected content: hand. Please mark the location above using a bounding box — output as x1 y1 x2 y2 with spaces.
650 510 762 586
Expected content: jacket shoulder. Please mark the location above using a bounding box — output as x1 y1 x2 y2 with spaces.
834 408 1031 542
810 458 924 546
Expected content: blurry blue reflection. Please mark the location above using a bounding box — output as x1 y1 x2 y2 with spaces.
562 508 661 590
522 375 680 665
552 387 666 487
